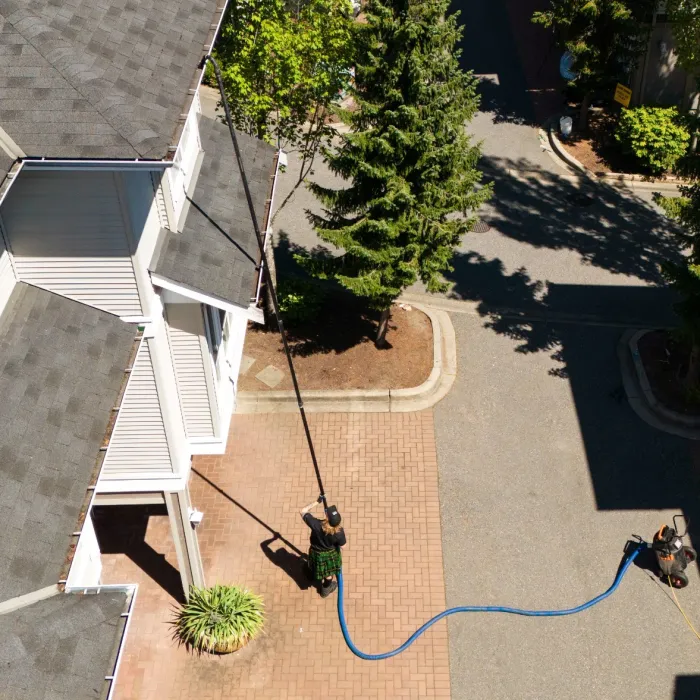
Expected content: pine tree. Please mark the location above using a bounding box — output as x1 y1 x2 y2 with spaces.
301 0 492 346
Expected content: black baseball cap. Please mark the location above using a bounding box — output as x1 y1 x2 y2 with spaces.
327 505 341 527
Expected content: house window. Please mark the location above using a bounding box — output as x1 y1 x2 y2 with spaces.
204 305 226 365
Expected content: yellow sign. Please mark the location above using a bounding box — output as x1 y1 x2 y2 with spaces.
614 83 632 108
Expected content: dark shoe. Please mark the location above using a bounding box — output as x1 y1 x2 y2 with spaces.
320 580 337 598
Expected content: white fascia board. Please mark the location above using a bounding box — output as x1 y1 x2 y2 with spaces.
0 160 24 209
189 436 228 455
95 475 188 493
150 273 255 322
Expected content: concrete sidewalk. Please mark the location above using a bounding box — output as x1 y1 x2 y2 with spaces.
103 412 450 700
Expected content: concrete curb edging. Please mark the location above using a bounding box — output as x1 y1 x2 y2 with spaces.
236 303 457 414
618 329 700 440
546 120 684 192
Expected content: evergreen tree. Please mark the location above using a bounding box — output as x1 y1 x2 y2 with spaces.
301 0 492 345
656 184 700 390
532 0 656 130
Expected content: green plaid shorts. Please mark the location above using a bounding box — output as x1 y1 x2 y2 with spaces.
308 547 342 580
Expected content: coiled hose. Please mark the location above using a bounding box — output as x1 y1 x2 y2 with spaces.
337 543 643 660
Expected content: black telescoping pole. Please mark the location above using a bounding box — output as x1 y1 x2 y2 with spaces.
201 55 329 512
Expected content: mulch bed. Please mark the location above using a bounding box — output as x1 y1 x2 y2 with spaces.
638 330 700 417
559 110 644 175
240 298 433 392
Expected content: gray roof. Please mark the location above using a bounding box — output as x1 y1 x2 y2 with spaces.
0 590 128 700
152 114 276 308
0 0 224 173
0 283 135 601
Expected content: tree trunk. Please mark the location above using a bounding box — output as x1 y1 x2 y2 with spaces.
376 307 391 348
264 235 278 330
578 93 592 132
685 343 700 391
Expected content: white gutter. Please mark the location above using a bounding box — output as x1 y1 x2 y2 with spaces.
63 583 138 700
253 149 282 306
21 158 172 170
0 159 25 209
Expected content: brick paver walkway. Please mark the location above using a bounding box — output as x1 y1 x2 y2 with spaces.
103 412 449 700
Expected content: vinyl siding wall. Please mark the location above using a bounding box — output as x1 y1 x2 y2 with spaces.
101 338 174 479
0 170 142 316
166 302 217 439
0 238 16 315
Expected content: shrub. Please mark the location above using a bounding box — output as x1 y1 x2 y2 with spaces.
615 106 690 174
174 584 264 654
276 277 324 325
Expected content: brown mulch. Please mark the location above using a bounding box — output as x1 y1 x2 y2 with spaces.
240 300 433 392
559 110 642 175
638 330 700 417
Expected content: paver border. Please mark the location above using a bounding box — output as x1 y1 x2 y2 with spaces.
236 303 457 414
619 329 700 440
545 118 685 191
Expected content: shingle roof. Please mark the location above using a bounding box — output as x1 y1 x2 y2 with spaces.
0 283 135 601
0 0 225 175
152 114 276 308
0 590 129 700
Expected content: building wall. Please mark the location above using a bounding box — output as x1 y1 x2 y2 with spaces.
0 170 143 317
0 236 16 316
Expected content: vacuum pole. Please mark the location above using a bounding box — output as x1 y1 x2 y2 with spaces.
201 55 329 512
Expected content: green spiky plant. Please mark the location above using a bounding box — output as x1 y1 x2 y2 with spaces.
174 585 265 654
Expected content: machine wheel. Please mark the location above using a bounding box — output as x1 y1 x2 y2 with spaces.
669 571 689 589
683 546 697 564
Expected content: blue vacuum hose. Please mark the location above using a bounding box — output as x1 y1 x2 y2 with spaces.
337 543 643 660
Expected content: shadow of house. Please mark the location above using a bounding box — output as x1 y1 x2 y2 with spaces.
444 251 698 574
93 505 186 604
675 675 700 700
451 0 547 125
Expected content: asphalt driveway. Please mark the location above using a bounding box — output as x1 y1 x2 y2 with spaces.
434 312 700 700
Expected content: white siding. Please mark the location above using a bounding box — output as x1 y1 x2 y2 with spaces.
101 339 174 478
0 170 142 316
0 239 16 315
152 172 170 229
166 303 216 438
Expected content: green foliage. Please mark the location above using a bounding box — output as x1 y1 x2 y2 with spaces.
301 0 492 312
214 0 353 145
532 0 655 97
277 277 324 325
174 585 265 653
656 183 700 366
615 106 690 174
667 0 700 76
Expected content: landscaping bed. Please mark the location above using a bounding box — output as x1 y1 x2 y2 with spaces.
638 330 700 417
240 299 432 391
559 110 639 175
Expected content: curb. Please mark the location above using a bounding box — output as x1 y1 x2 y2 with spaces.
618 329 700 440
546 119 683 192
236 303 457 414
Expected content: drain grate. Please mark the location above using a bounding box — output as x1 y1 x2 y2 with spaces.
470 220 491 233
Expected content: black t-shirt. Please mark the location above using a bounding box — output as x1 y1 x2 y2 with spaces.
303 514 346 551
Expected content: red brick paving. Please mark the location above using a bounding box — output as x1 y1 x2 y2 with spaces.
102 412 450 699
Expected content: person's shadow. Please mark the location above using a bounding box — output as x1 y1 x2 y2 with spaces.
260 534 315 591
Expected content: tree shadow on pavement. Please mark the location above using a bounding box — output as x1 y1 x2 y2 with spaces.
476 156 684 283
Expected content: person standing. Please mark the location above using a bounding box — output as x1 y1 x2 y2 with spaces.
300 498 346 597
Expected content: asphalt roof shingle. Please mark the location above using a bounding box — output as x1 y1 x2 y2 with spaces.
0 590 129 700
152 114 276 308
0 283 135 601
0 0 224 171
